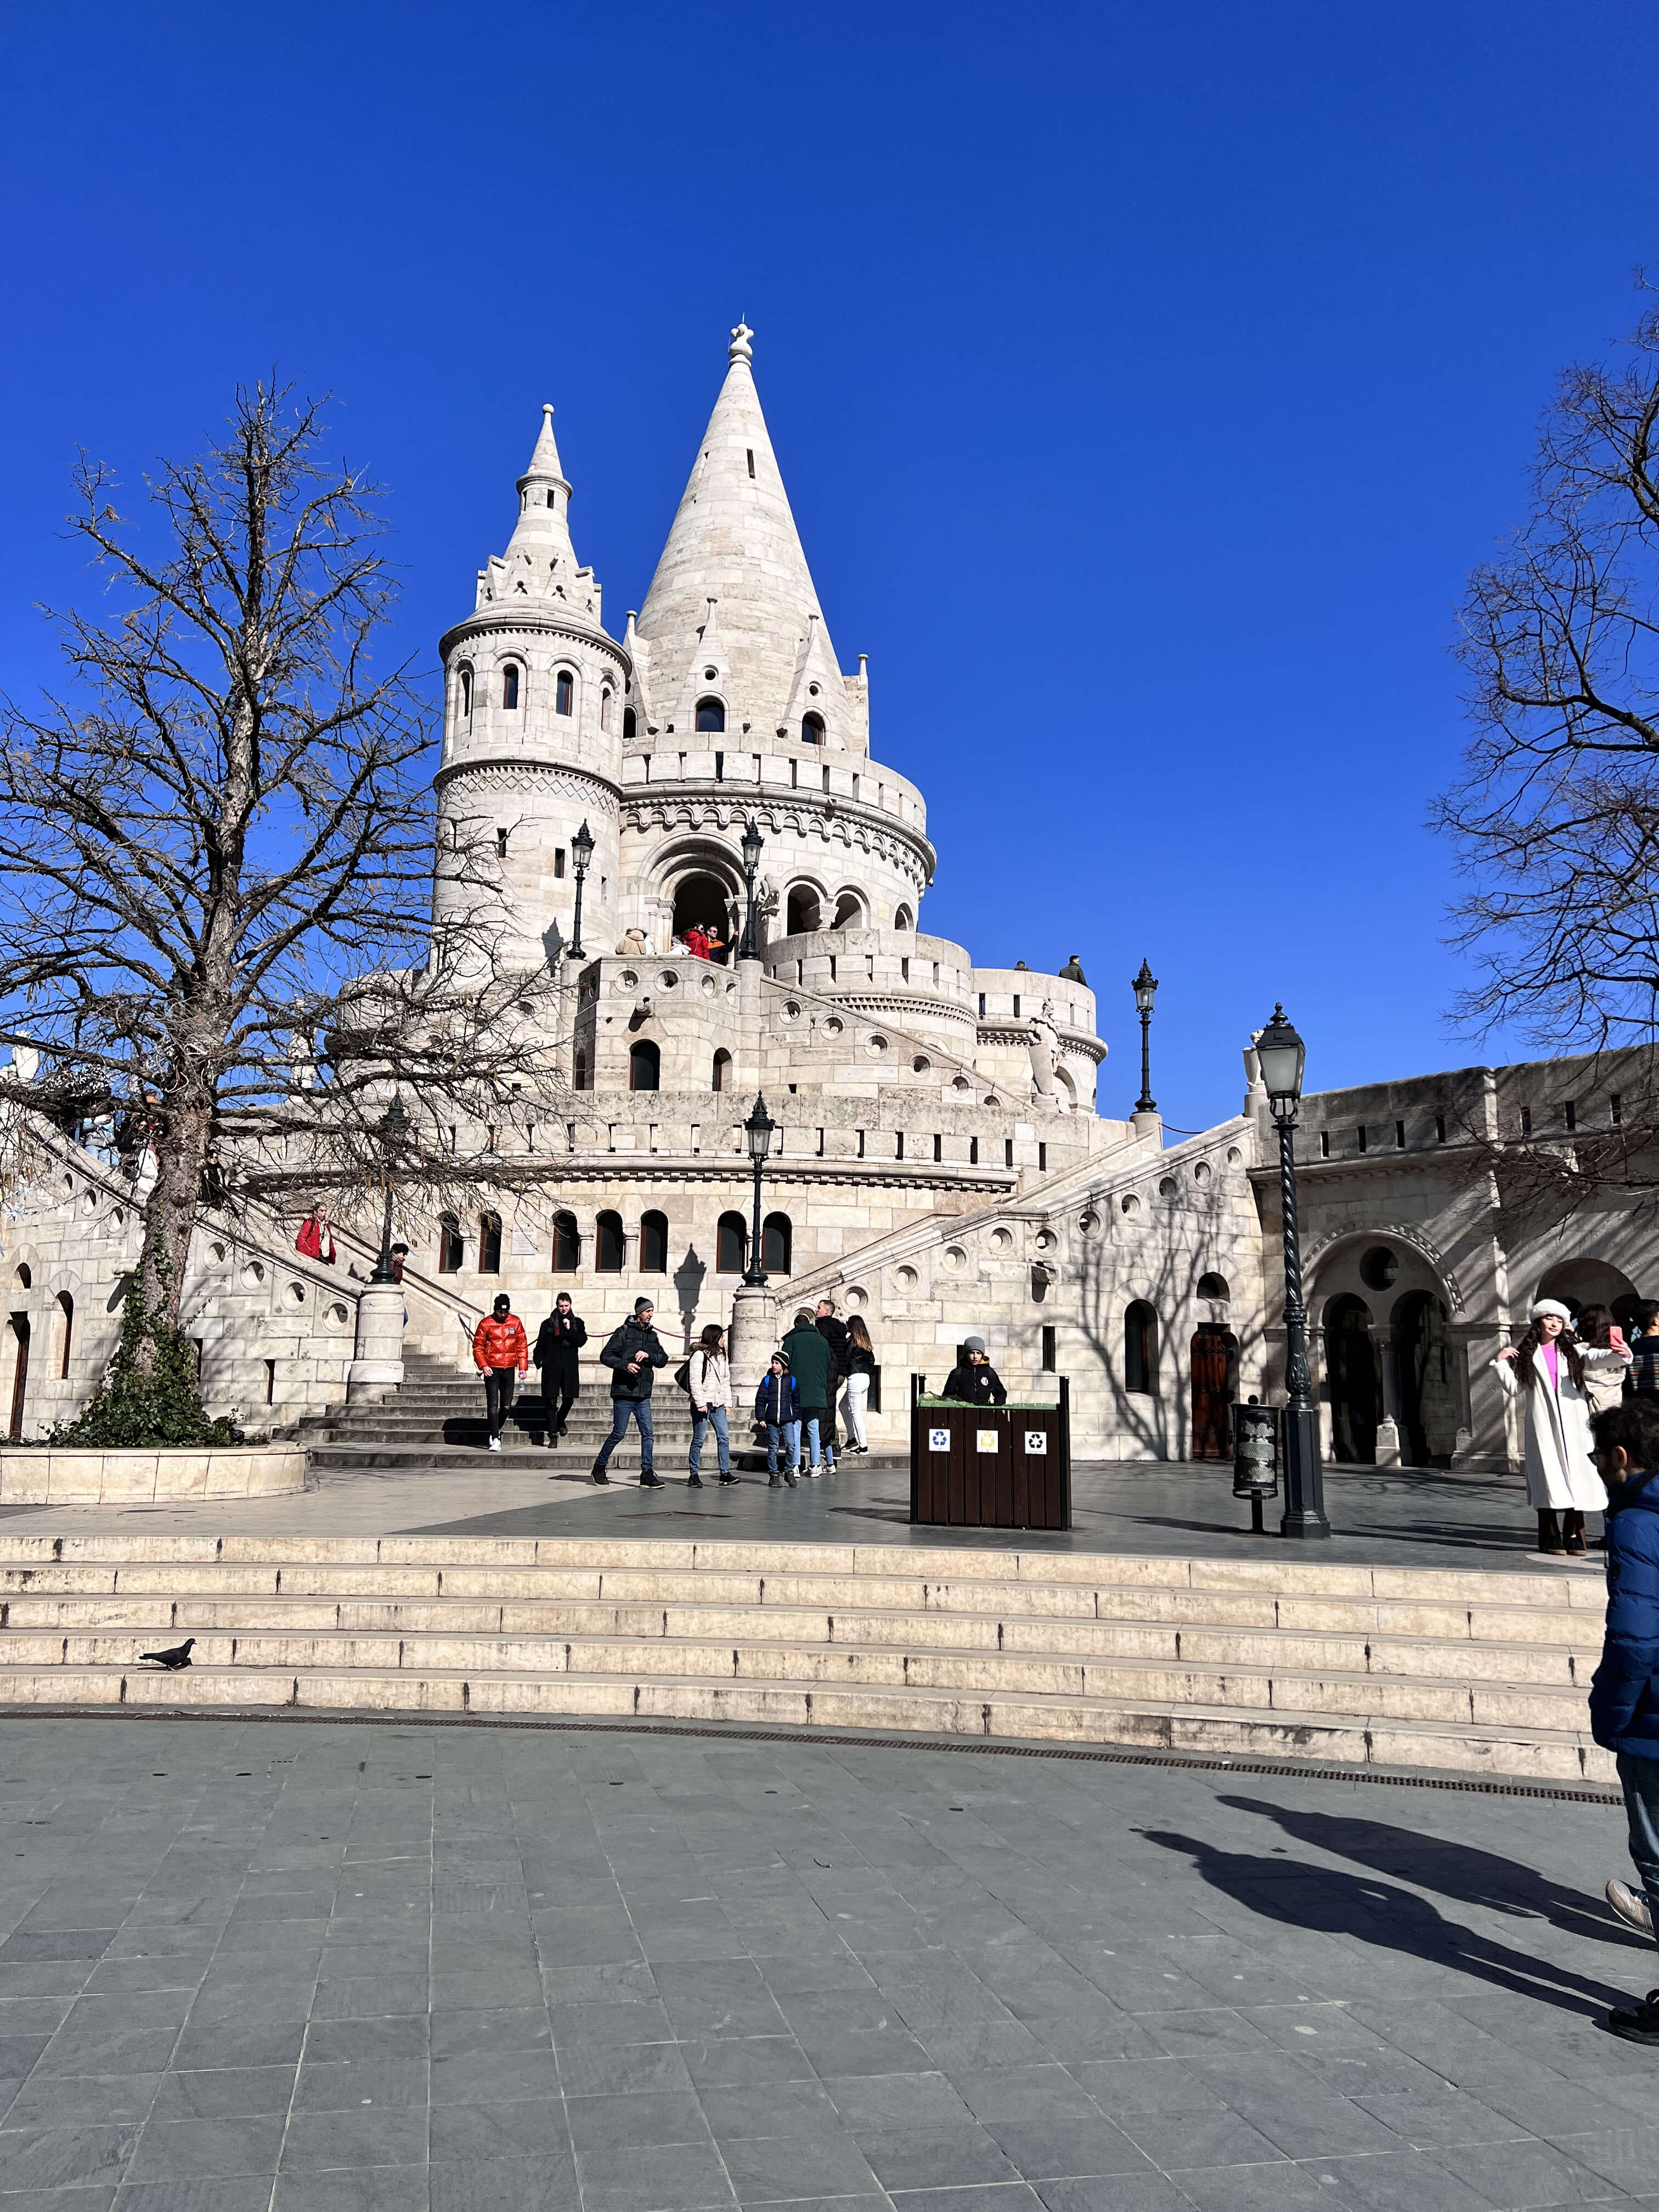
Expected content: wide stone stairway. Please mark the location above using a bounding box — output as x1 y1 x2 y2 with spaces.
0 1530 1613 1784
300 1350 699 1475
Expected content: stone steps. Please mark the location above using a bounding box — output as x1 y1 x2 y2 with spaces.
0 1535 1611 1781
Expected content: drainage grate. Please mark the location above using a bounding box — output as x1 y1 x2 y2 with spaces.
0 1705 1621 1804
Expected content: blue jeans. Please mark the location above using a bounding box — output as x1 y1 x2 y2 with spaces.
765 1420 800 1472
1619 1753 1659 1954
690 1404 730 1477
803 1412 836 1469
594 1396 653 1474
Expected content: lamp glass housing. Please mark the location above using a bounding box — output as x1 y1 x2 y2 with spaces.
1256 1005 1306 1108
1132 960 1159 1015
743 1093 776 1163
741 819 764 873
570 819 595 872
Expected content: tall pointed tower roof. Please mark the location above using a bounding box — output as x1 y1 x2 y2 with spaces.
635 325 847 740
472 403 605 632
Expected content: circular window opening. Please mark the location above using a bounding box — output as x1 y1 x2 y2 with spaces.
1360 1246 1399 1291
912 1055 930 1074
1193 1161 1212 1184
659 968 678 989
867 1034 888 1055
704 667 718 680
991 1228 1013 1251
1036 1230 1057 1251
208 1242 227 1265
823 1016 843 1036
1158 1176 1178 1198
1227 1146 1243 1165
1079 1210 1101 1235
1121 1195 1141 1217
287 1282 307 1306
896 1265 918 1289
944 1246 966 1270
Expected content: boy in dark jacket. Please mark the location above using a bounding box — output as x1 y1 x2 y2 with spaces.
754 1356 800 1486
534 1293 588 1443
592 1298 669 1488
781 1311 836 1475
941 1336 1008 1406
1588 1396 1659 2041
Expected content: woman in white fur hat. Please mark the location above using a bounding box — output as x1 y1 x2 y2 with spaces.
1493 1298 1632 1555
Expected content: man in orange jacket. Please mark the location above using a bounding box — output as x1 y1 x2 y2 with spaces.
472 1294 529 1454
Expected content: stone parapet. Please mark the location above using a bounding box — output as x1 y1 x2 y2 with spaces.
0 1447 307 1504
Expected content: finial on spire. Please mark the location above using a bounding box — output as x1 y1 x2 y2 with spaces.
543 402 554 421
729 321 754 363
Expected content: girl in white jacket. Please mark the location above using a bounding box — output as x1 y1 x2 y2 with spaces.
687 1324 737 1488
1494 1297 1631 1554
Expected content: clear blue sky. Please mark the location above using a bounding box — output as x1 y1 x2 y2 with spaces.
3 0 1656 1132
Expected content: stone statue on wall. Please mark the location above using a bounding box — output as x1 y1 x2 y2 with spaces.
1028 1001 1060 1098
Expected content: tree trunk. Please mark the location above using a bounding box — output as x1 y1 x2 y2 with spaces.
131 1091 212 1353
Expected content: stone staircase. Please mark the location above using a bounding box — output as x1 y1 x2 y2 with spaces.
299 1351 701 1475
0 1533 1614 1783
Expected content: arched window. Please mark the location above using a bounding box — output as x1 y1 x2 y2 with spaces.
623 707 637 743
833 891 864 929
458 664 473 724
801 712 825 744
501 664 520 710
1124 1301 1158 1394
893 904 914 932
712 1049 731 1093
696 697 726 733
595 1211 624 1271
600 688 612 732
786 887 821 935
556 670 574 716
640 1210 668 1273
478 1212 502 1273
1197 1271 1230 1301
629 1040 661 1092
55 1293 73 1381
438 1215 464 1273
551 1211 580 1272
716 1211 747 1274
762 1212 792 1275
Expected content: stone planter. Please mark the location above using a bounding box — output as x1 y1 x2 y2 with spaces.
0 1446 306 1505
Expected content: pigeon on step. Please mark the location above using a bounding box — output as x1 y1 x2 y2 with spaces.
139 1638 195 1670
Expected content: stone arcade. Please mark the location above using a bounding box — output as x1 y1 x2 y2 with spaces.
5 328 1657 1471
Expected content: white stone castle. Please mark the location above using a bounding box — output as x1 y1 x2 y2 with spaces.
6 327 1658 1474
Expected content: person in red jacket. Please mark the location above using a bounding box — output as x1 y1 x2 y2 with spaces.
472 1294 529 1453
295 1204 335 1264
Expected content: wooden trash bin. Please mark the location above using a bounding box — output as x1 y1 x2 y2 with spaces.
910 1376 1071 1530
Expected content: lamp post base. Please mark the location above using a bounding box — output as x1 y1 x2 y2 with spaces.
1279 1402 1330 1539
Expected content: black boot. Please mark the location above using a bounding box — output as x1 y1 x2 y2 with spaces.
687 1474 703 1488
1607 1988 1659 2044
640 1471 664 1488
1563 1509 1588 1555
1537 1509 1563 1554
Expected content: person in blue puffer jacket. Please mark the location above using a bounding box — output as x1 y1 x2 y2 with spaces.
754 1356 800 1488
1588 1395 1659 2044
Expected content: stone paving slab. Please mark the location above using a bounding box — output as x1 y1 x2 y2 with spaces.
0 1459 1604 1580
0 1716 1647 2209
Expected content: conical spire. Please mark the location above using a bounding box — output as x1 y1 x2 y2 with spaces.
635 325 849 744
476 402 604 631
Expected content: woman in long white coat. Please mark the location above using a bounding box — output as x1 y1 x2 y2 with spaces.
1493 1297 1632 1554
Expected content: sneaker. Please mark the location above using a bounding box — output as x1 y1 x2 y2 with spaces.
640 1472 664 1488
784 1472 798 1487
687 1475 703 1489
1609 1879 1655 1935
487 1437 501 1454
718 1474 740 1486
590 1469 610 1485
768 1475 782 1488
803 1464 820 1479
1606 1988 1659 2044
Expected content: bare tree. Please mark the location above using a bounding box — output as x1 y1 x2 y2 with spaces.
0 382 568 1378
1438 287 1659 1051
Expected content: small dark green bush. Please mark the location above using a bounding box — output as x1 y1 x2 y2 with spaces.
50 1247 244 1449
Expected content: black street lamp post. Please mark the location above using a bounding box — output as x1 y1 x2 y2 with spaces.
1255 1005 1330 1539
739 819 764 960
568 819 595 958
742 1093 777 1286
1132 960 1159 1114
369 1093 410 1285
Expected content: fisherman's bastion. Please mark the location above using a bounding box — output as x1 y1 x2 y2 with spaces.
4 326 1656 1475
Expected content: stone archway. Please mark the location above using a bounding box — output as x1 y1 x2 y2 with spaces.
1392 1290 1458 1467
1323 1293 1378 1464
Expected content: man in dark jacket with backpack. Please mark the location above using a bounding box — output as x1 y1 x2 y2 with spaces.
1589 1396 1659 2042
591 1298 668 1488
782 1311 836 1475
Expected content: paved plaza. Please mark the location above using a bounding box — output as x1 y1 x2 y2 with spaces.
0 1714 1647 2210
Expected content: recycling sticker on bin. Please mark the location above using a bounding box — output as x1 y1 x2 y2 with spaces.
1024 1431 1048 1454
976 1429 999 1453
928 1428 950 1452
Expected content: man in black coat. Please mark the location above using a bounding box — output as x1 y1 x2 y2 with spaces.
815 1297 850 1449
534 1291 588 1443
592 1297 669 1487
941 1336 1008 1406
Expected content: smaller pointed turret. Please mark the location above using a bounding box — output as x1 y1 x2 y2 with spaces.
475 403 602 631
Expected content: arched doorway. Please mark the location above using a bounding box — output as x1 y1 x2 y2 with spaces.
1536 1258 1643 1338
7 1314 29 1441
1324 1294 1378 1464
1190 1325 1237 1460
1393 1290 1458 1468
671 873 734 961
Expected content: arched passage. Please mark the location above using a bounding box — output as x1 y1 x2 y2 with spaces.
1536 1257 1643 1335
1190 1325 1237 1460
1324 1294 1378 1464
671 872 735 961
786 885 822 935
1393 1290 1459 1467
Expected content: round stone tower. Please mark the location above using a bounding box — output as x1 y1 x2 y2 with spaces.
435 407 629 968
